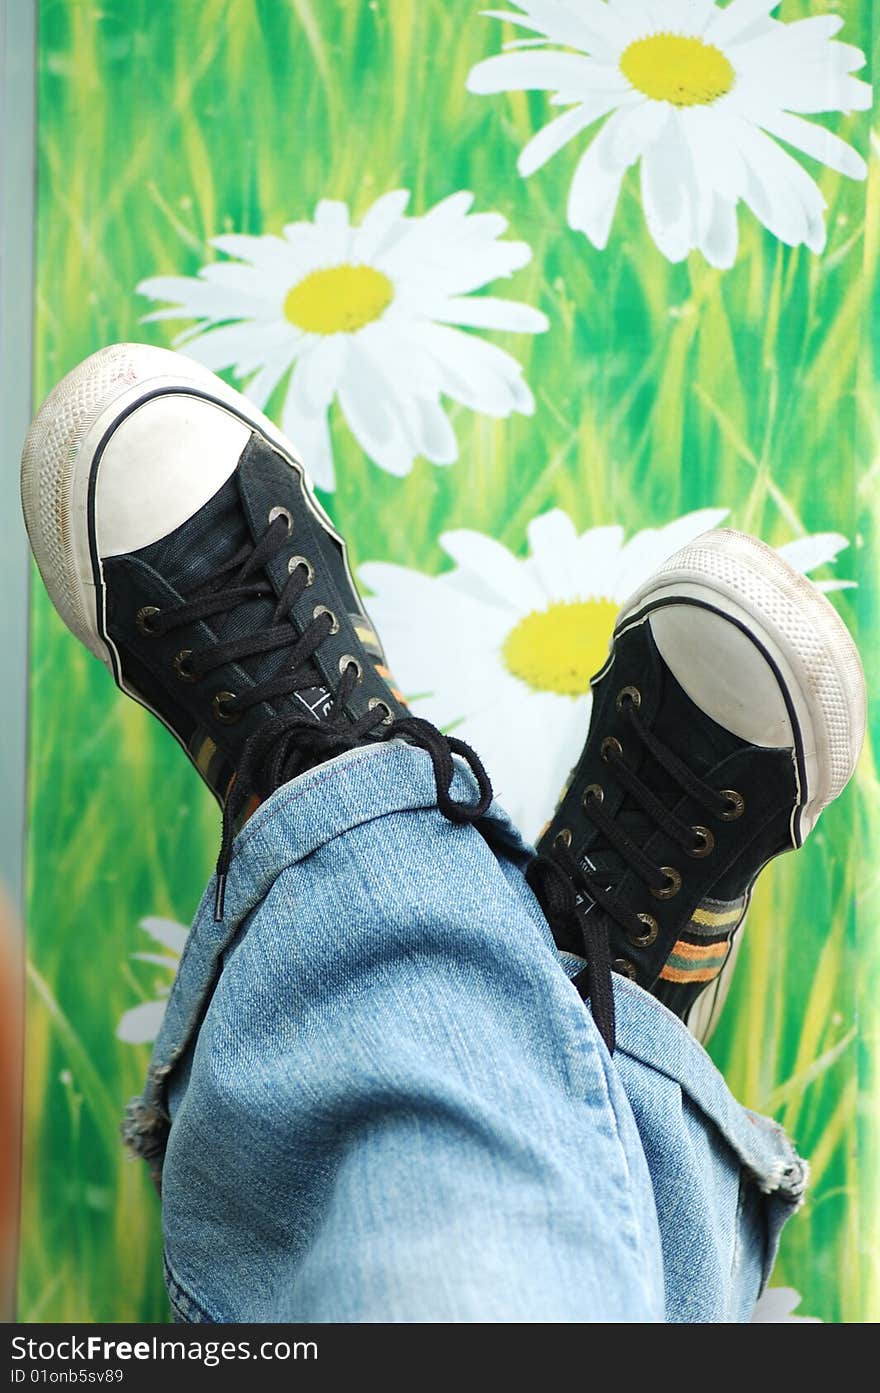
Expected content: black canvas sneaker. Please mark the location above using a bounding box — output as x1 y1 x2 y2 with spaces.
531 529 866 1052
21 343 491 917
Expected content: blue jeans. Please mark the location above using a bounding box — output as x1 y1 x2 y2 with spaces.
127 743 807 1323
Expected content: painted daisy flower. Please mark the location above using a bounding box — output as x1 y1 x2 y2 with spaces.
116 916 187 1046
466 1 870 267
360 512 853 839
138 191 548 490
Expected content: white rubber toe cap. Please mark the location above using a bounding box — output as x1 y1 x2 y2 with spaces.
96 395 251 557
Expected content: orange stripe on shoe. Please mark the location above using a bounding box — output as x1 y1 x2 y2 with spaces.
373 663 406 705
668 938 729 962
660 963 725 984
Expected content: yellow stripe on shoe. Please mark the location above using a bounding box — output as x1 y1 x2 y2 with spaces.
692 905 744 928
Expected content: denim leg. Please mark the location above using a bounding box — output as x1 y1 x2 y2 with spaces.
604 981 806 1321
128 742 804 1323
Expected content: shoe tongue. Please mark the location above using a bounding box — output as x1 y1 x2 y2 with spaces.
135 474 332 716
584 661 746 885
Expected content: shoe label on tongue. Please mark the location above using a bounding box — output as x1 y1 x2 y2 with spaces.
294 685 334 721
576 851 600 916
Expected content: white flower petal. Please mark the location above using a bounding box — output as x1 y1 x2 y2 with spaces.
244 350 298 410
567 113 634 247
440 530 546 613
748 68 872 115
213 231 296 267
776 532 850 576
405 321 536 417
411 397 459 465
518 98 626 177
295 334 346 411
699 194 740 270
131 952 181 972
658 0 718 33
337 345 420 477
752 1287 821 1323
757 110 867 181
613 509 728 596
281 366 336 490
198 258 297 311
467 49 602 96
359 564 510 702
524 510 583 600
139 916 189 954
352 189 412 263
313 198 350 232
137 274 263 324
705 0 781 48
116 999 168 1045
640 124 698 263
573 525 626 592
463 682 591 841
174 320 294 374
432 294 549 334
737 120 827 250
483 2 629 56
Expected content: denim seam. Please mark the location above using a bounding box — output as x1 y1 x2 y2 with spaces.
616 1043 807 1201
558 984 653 1277
612 986 806 1199
165 1254 222 1324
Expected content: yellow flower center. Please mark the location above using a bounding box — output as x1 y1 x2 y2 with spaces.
620 32 735 107
283 263 394 335
502 599 619 698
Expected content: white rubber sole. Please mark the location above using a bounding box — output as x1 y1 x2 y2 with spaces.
20 343 344 685
615 528 866 843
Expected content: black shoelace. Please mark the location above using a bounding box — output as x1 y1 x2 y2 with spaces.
143 513 493 919
527 693 740 1053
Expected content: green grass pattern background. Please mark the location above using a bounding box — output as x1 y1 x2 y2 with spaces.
22 0 879 1321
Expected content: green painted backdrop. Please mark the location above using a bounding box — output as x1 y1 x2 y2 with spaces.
22 0 878 1322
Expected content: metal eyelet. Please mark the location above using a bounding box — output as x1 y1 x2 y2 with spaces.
688 825 715 858
212 691 241 725
173 649 200 683
288 555 314 585
650 866 682 900
582 783 604 808
718 789 745 820
339 655 363 683
136 605 162 636
628 913 659 948
616 686 641 712
554 828 573 851
601 736 623 762
368 697 394 725
268 505 294 535
613 958 638 981
313 604 339 635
